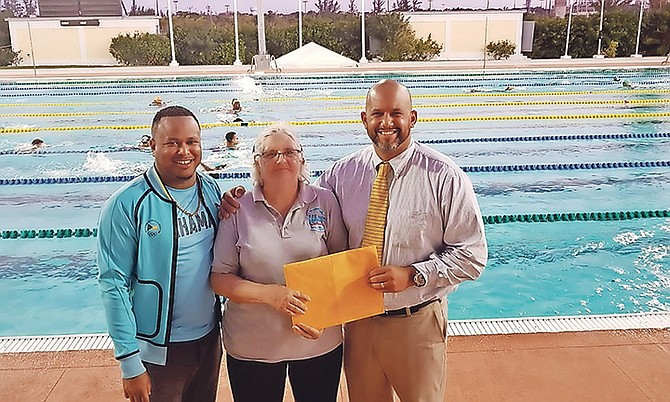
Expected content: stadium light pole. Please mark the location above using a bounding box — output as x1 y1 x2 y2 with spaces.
166 0 179 66
256 0 267 56
482 0 490 69
594 0 605 58
233 0 241 64
632 0 644 57
298 0 303 47
561 0 574 59
27 17 37 77
360 0 368 63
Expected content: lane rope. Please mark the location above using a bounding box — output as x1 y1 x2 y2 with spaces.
0 102 129 107
3 111 670 134
0 88 668 104
2 132 670 156
0 111 154 118
321 98 670 111
1 160 668 186
1 70 667 89
1 98 668 116
3 209 668 239
258 89 670 102
483 209 670 225
3 84 670 99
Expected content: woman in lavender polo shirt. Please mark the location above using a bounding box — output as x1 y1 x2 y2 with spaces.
210 125 348 402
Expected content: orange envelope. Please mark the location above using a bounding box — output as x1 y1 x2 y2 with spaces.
284 246 384 329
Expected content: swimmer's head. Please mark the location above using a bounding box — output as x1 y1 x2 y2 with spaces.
231 98 241 110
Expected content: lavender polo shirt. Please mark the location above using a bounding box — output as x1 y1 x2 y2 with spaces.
212 182 348 362
314 140 488 311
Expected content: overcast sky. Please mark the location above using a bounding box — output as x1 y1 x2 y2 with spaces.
133 0 547 14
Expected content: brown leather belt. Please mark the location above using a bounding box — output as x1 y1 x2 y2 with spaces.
381 299 437 317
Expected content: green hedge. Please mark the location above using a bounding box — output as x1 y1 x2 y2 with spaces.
528 10 670 59
109 12 441 66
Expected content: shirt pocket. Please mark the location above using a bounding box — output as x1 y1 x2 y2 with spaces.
390 210 435 249
132 280 163 338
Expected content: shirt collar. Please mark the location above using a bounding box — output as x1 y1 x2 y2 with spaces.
251 181 316 207
370 139 416 176
146 164 202 202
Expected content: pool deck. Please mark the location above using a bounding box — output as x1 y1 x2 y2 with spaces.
0 56 668 80
1 328 669 401
1 59 669 400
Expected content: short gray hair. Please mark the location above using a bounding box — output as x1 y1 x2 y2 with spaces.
251 124 310 186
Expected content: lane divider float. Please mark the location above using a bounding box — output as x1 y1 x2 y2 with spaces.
1 160 668 186
0 102 129 107
321 98 670 111
3 111 670 134
2 132 669 156
4 209 669 240
0 111 153 118
258 89 670 102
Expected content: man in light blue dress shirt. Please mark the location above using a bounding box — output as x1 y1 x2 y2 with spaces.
314 79 488 402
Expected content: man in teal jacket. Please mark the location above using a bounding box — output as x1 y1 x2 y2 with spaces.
98 106 223 402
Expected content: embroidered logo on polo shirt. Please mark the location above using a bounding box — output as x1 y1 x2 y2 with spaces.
145 220 161 237
306 207 327 233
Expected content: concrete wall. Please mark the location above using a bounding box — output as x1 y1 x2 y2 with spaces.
5 17 160 66
406 11 525 60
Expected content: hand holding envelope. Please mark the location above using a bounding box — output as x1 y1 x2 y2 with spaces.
284 246 384 329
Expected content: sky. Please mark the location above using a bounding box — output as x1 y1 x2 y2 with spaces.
133 0 548 15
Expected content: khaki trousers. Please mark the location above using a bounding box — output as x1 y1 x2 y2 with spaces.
344 300 447 402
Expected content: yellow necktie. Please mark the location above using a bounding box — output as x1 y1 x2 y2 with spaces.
361 162 391 265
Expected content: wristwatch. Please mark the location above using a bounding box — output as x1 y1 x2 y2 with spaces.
412 268 427 288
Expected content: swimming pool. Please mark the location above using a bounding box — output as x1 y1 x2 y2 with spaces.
0 69 669 337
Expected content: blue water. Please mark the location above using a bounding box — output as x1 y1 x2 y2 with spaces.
0 69 669 336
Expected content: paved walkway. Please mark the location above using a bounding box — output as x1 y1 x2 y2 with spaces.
0 56 667 80
1 329 669 402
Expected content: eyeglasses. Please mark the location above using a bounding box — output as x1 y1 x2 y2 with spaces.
256 149 302 161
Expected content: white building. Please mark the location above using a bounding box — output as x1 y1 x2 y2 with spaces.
5 16 159 66
406 11 529 60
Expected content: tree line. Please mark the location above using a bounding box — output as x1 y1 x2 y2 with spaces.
1 3 669 67
108 7 670 67
110 12 442 66
529 9 669 58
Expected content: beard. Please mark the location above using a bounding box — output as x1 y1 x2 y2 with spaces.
371 130 406 152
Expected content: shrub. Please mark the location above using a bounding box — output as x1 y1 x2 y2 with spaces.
366 13 442 61
604 40 618 58
109 32 170 66
486 39 516 60
0 47 22 66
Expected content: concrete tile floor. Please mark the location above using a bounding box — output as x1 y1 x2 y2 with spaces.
1 329 668 402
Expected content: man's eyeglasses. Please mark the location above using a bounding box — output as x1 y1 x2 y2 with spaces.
256 149 302 161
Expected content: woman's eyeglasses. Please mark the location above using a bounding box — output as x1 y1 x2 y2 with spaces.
256 149 302 161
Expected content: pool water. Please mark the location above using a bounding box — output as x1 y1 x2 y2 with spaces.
0 69 669 336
